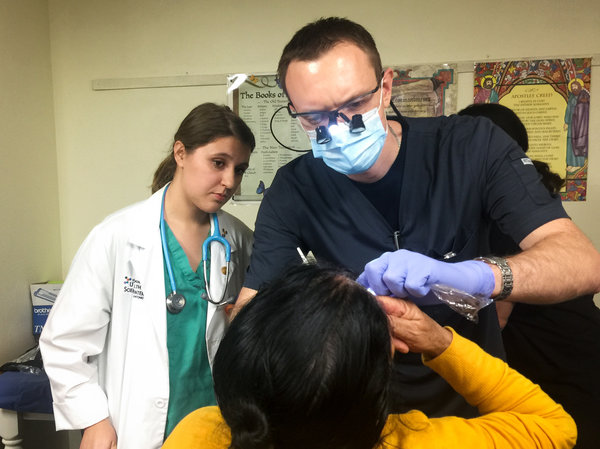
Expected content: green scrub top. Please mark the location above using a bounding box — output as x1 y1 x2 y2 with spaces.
162 223 216 439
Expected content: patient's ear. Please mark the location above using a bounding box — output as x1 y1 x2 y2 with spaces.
173 141 186 167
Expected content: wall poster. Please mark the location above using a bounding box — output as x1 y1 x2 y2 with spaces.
229 74 308 201
474 58 591 201
386 64 457 117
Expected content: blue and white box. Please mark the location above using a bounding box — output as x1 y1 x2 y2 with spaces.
30 283 62 336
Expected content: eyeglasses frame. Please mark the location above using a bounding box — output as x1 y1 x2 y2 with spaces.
286 81 381 128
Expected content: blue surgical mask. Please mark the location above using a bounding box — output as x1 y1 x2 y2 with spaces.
305 88 387 175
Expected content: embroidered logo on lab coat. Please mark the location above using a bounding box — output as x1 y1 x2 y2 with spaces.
124 276 144 299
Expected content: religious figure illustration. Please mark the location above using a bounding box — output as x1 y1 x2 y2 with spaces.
474 75 499 104
474 58 591 201
564 78 590 171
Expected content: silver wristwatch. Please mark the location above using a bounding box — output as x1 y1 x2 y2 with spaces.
475 256 513 301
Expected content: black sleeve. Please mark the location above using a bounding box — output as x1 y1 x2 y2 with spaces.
474 118 569 245
243 170 304 290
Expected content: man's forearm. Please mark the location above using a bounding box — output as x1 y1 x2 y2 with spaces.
488 218 600 304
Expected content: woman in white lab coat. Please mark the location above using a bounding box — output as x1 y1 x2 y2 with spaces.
40 103 255 449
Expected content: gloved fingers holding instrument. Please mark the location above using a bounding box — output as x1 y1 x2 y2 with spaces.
357 249 495 300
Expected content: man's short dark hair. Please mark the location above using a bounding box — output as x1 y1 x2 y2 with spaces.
277 17 383 97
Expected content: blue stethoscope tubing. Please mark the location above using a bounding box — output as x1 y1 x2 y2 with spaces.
160 184 232 310
202 213 231 304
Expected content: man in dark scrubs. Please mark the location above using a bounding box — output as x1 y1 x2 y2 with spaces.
236 17 600 418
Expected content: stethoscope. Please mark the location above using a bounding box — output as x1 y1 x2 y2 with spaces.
160 184 232 313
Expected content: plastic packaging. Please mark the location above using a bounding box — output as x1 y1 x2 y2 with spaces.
430 284 493 323
0 346 44 375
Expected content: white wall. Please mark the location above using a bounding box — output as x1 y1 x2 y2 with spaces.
0 0 61 363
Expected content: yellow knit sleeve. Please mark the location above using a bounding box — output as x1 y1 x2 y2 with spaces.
423 329 577 449
162 406 231 449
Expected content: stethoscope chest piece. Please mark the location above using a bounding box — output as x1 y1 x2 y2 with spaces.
166 292 186 314
161 183 232 310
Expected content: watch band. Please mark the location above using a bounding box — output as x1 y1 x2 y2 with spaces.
475 256 513 300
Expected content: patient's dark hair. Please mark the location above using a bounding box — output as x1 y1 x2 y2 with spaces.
213 264 391 449
459 103 564 194
459 103 529 151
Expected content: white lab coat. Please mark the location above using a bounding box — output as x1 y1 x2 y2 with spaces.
39 186 253 449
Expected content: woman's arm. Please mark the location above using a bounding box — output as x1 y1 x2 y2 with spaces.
379 296 577 449
39 226 114 431
426 330 576 448
80 418 118 449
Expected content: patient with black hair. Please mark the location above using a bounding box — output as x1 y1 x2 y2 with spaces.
163 264 575 449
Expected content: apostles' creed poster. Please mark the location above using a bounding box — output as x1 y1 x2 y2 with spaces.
474 58 591 201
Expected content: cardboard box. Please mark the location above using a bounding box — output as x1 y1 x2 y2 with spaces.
30 283 62 336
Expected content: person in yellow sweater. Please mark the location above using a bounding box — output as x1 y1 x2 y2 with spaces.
163 264 576 449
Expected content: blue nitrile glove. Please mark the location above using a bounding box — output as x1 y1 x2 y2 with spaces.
357 249 495 299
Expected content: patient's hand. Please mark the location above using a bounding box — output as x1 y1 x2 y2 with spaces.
230 287 257 321
80 418 117 449
376 296 453 359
